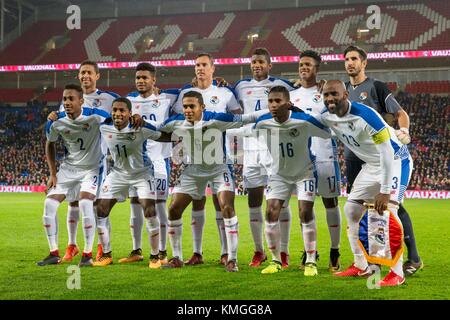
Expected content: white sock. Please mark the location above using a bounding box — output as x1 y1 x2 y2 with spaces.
130 203 144 250
191 209 205 254
249 206 264 253
97 216 111 253
302 219 317 264
265 221 281 262
216 210 228 255
146 216 160 256
326 206 341 249
79 199 96 254
168 218 183 260
279 206 292 254
388 204 404 278
43 198 60 252
344 201 368 270
156 201 168 251
66 205 79 246
224 216 239 262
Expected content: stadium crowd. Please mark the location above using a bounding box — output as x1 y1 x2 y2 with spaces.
0 91 448 190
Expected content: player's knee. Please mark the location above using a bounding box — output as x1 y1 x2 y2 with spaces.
322 197 338 208
143 205 156 218
221 204 235 218
168 203 183 220
96 202 110 218
266 203 281 222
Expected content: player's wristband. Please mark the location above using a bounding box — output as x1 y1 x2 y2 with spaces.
399 127 409 134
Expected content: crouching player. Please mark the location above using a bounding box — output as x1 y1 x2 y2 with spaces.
319 80 412 286
93 97 171 268
159 91 266 272
38 84 110 266
255 86 332 276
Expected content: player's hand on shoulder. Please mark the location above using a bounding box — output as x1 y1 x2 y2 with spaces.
374 193 390 215
317 79 327 93
152 86 161 96
215 77 229 87
293 79 302 88
395 127 411 144
130 114 145 129
47 111 59 121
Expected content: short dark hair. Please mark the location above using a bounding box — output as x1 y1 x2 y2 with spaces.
300 50 322 65
136 62 156 75
269 86 290 101
64 84 83 98
183 91 204 105
196 52 214 65
79 60 99 74
252 47 271 64
112 97 132 111
344 45 367 61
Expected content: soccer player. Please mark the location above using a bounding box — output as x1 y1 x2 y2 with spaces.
320 80 412 286
93 97 171 268
290 50 342 271
53 60 120 263
37 84 110 267
344 46 422 275
173 53 242 266
118 63 179 265
254 86 332 276
231 48 296 268
159 91 265 272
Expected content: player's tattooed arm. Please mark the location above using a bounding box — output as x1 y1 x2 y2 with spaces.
45 141 58 191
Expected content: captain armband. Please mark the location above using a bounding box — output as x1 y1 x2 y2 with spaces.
371 127 390 145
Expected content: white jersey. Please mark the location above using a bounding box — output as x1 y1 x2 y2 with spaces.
318 100 410 167
254 110 331 178
45 107 110 169
100 122 162 175
233 76 295 151
59 89 119 113
290 85 337 162
159 111 262 176
173 81 241 114
127 89 178 160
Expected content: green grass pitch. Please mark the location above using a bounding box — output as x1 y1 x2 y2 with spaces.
0 193 449 300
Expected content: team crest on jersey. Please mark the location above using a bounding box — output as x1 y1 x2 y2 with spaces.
348 122 355 131
210 96 220 105
359 92 368 100
92 99 101 107
312 93 322 103
151 100 160 108
127 133 136 140
289 128 300 137
82 123 91 131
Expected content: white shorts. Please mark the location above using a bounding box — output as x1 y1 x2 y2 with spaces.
243 149 272 189
266 168 316 203
348 156 413 203
173 165 235 200
47 163 100 202
100 168 156 202
315 160 341 198
129 158 170 200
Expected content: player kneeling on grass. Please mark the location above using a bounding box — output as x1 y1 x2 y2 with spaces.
255 86 332 276
94 97 172 268
38 84 110 267
318 80 412 287
159 91 266 272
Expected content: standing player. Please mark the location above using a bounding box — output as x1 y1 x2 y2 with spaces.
56 60 119 263
118 63 178 265
290 50 342 271
159 91 265 272
343 46 422 275
256 86 332 276
320 80 412 286
37 84 110 266
232 48 296 268
173 53 242 266
94 97 171 268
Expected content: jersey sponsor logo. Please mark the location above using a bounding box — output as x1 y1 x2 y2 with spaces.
289 128 300 137
210 96 220 105
312 93 322 103
359 92 368 100
348 122 355 131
